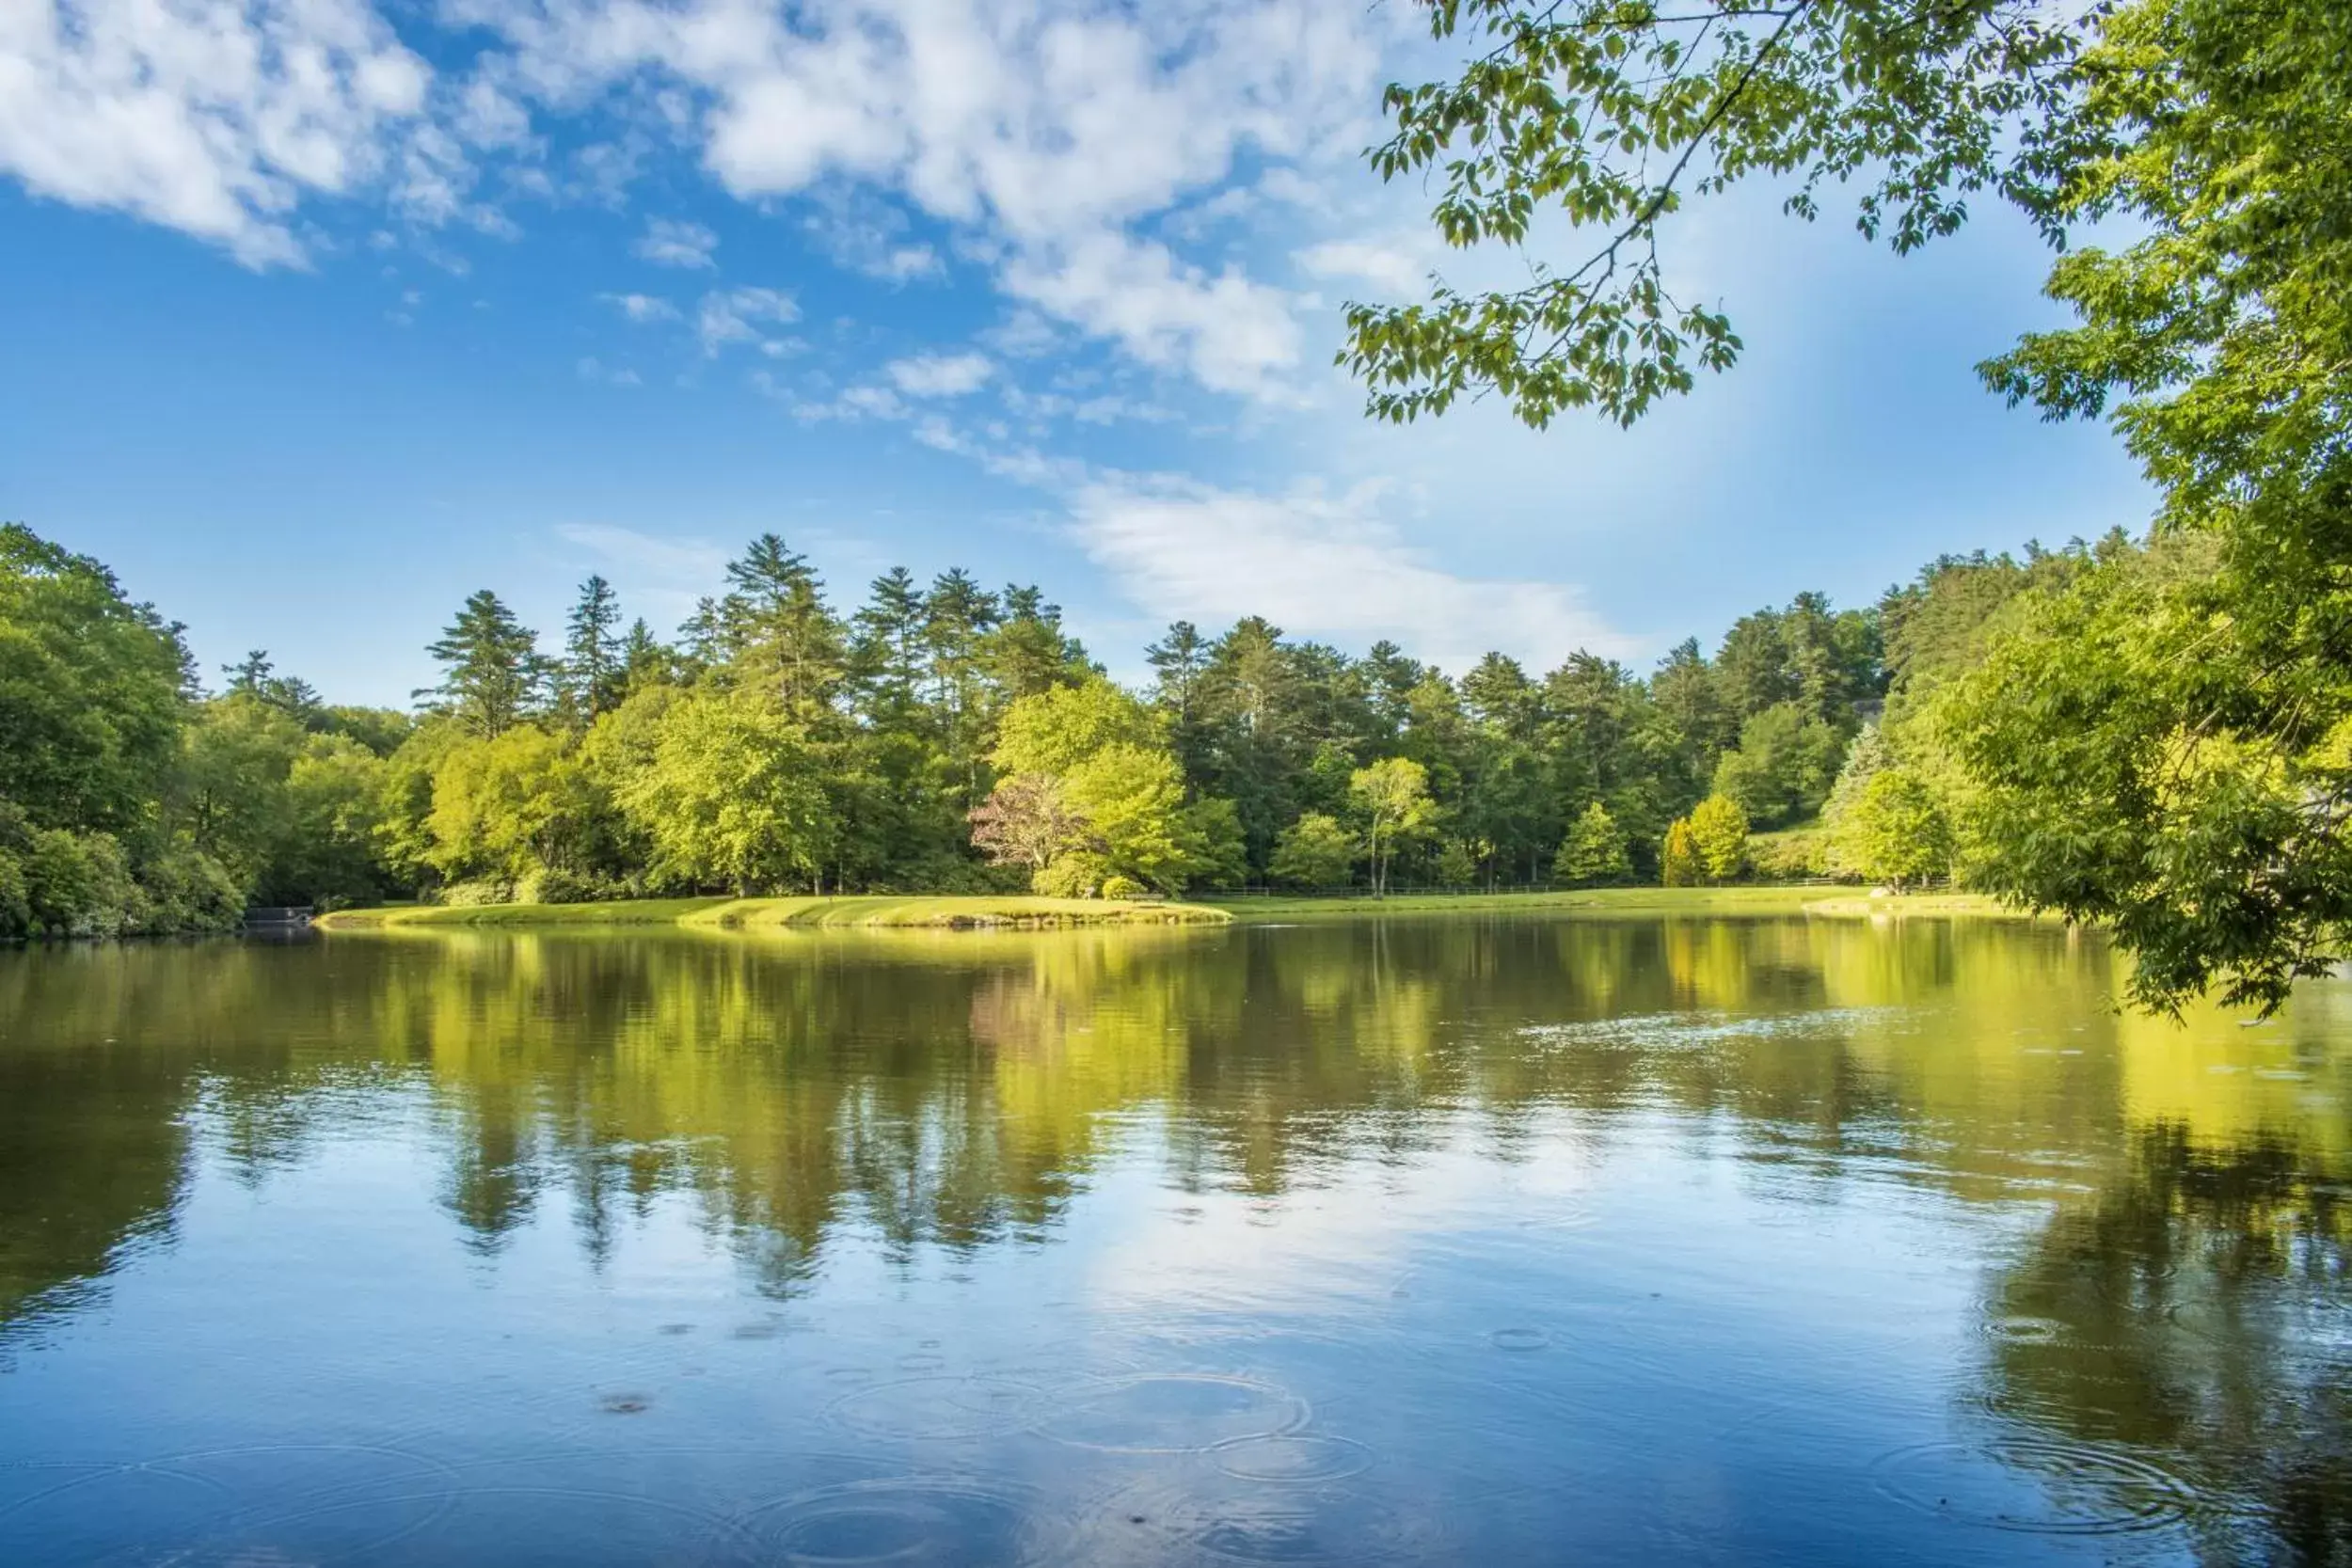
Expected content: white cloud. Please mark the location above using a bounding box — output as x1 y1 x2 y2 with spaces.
600 291 678 322
456 0 1391 395
694 286 799 354
0 0 433 265
1068 475 1632 670
885 352 993 398
635 215 716 267
1000 232 1304 397
2 0 1410 392
1295 236 1431 297
802 191 946 282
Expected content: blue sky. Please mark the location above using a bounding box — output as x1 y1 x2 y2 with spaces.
0 0 2149 708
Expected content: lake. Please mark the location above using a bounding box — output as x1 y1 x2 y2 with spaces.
1 915 2346 1565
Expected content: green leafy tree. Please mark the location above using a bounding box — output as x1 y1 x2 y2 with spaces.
271 736 392 906
1661 817 1703 888
1061 745 1197 895
1688 793 1750 882
1839 768 1951 890
619 689 836 894
1174 797 1249 893
1344 0 2088 428
0 523 192 835
1349 756 1435 897
993 678 1162 776
1347 0 2352 1007
1269 813 1357 889
1953 0 2352 1011
423 726 591 886
174 695 308 890
979 680 1219 895
1710 702 1850 828
421 590 543 738
1553 800 1632 885
1435 837 1481 889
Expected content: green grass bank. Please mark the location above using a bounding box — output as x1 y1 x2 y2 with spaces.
313 895 1231 932
314 885 2029 933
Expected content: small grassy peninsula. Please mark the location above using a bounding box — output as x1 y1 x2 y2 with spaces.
313 895 1231 932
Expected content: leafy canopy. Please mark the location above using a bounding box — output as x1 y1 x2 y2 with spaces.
1346 0 2086 428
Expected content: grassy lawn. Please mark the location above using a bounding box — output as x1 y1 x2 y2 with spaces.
314 885 2031 933
313 895 1230 932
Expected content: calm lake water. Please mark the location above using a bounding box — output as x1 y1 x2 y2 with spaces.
2 915 2347 1565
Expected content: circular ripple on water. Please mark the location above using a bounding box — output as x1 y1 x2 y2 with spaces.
152 1442 469 1560
1488 1327 1552 1353
1035 1375 1310 1456
743 1476 1039 1566
1979 1315 2070 1347
0 1463 238 1565
828 1376 1048 1442
1872 1438 2199 1535
1210 1435 1375 1486
1101 1476 1438 1566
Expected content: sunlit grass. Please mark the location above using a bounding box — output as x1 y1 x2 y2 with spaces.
315 895 1230 931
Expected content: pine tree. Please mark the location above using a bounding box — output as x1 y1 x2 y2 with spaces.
420 591 543 737
852 567 929 719
720 534 844 721
620 619 669 693
561 575 625 724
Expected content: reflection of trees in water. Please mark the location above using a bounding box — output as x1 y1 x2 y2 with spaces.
0 922 2342 1401
1979 1123 2351 1561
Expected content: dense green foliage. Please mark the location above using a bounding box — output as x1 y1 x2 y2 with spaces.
9 519 2031 930
1350 0 2352 1008
0 514 2288 994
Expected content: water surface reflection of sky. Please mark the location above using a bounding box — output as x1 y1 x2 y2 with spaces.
0 917 2345 1563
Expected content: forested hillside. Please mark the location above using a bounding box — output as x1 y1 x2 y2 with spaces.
1 517 2130 937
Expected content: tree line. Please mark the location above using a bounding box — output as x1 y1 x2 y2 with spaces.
4 514 2139 940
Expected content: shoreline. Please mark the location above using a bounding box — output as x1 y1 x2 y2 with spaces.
312 885 2029 933
312 895 1232 932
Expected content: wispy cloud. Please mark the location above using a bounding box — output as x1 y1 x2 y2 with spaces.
599 292 679 323
885 352 993 398
695 287 800 355
634 217 717 269
1067 476 1632 671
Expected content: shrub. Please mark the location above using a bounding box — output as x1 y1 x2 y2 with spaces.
1099 875 1145 900
23 827 140 937
138 846 245 933
514 865 611 905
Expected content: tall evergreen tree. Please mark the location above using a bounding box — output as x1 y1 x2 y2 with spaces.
561 576 626 724
421 591 543 738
